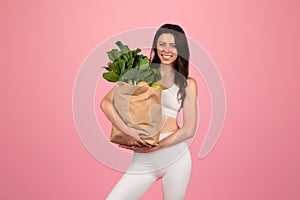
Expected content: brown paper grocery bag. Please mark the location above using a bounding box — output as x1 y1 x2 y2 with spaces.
109 82 162 146
110 125 160 146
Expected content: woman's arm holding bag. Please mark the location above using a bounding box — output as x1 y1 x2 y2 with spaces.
133 77 198 153
100 87 149 147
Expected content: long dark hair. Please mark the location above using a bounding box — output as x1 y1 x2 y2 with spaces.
150 24 190 106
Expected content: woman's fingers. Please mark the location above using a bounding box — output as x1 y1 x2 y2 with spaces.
119 143 158 153
137 139 149 146
133 140 149 147
139 138 153 147
132 141 142 147
118 133 152 150
128 135 149 147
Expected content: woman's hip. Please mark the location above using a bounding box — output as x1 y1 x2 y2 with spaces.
130 132 190 172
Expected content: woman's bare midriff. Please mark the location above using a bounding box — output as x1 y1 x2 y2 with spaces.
160 116 179 134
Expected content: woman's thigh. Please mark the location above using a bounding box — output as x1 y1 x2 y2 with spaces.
161 150 192 200
106 171 157 200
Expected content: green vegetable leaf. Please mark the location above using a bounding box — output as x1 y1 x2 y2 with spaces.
152 68 161 78
107 49 121 61
121 53 129 62
140 58 150 66
128 51 133 59
127 57 135 69
105 62 116 74
134 48 141 55
102 71 120 82
107 52 115 61
138 63 149 72
116 41 130 54
118 59 126 72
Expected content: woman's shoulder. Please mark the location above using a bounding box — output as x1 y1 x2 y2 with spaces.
187 77 197 87
186 77 198 96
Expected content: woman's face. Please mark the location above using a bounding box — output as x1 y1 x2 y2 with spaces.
157 33 178 66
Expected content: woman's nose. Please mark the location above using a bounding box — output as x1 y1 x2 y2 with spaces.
162 45 171 52
163 48 169 53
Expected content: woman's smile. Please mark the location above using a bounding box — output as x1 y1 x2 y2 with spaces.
162 54 173 60
157 33 178 66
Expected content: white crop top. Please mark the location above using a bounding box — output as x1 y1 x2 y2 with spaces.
161 84 182 119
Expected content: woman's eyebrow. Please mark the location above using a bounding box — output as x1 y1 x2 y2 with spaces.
158 41 176 44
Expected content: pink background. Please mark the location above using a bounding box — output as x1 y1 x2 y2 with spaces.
1 0 299 199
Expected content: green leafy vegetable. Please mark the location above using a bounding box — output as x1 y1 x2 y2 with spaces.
102 41 161 85
102 71 120 82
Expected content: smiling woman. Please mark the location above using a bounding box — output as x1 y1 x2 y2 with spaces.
157 33 178 65
102 23 198 200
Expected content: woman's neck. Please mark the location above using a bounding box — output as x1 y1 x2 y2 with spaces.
159 64 175 75
159 64 175 87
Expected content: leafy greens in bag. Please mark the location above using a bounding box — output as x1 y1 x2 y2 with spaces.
102 41 162 87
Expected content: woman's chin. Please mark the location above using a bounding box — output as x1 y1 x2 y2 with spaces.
160 60 176 66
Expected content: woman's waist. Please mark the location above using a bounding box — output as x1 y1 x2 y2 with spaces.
160 116 179 133
133 138 189 168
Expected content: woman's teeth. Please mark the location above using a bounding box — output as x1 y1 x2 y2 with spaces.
162 55 172 59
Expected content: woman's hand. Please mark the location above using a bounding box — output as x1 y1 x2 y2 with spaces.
119 143 162 153
119 132 150 148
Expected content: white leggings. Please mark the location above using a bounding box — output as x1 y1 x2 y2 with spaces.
106 132 192 200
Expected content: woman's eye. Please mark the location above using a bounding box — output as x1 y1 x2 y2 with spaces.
158 43 176 48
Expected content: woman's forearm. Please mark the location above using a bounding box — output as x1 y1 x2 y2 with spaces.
159 126 195 148
159 107 197 148
159 78 198 148
100 88 131 135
